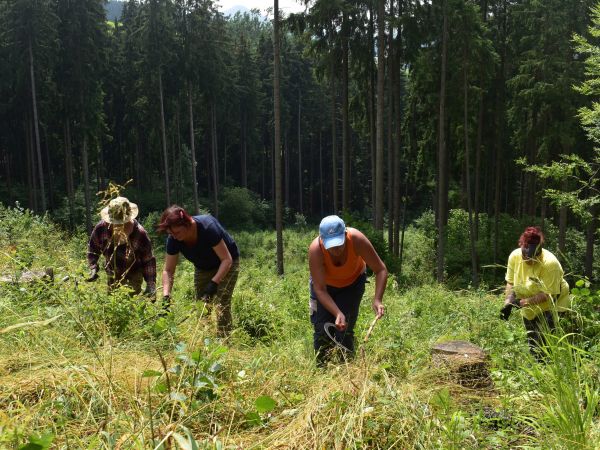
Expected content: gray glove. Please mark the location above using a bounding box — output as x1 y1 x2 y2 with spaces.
85 267 99 282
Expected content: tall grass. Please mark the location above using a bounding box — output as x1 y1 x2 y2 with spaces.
0 207 599 448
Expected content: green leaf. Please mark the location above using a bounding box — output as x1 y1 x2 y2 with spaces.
576 279 585 287
142 370 162 378
19 433 54 450
245 411 262 426
155 382 168 394
255 395 276 413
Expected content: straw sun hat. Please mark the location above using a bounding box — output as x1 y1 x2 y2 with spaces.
100 196 139 225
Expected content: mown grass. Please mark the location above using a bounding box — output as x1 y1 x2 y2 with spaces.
0 206 599 449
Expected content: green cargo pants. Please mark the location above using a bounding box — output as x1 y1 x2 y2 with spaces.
194 259 240 336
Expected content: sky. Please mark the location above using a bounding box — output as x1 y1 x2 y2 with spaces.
217 0 306 16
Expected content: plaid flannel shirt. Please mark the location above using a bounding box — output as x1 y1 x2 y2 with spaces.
87 220 156 289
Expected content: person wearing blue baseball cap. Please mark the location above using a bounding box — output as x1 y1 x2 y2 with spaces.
308 215 388 365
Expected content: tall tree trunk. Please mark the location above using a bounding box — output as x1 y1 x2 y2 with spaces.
369 4 376 212
25 119 36 211
285 134 290 206
298 89 303 214
463 47 479 288
241 108 247 188
29 38 46 212
330 72 338 213
80 107 92 234
158 69 171 206
436 0 449 283
64 119 75 228
175 103 183 204
558 197 567 255
393 0 403 258
274 0 284 275
211 101 219 217
42 127 54 210
585 205 597 281
386 0 395 250
2 147 12 201
319 130 324 217
341 11 350 211
188 83 200 214
474 0 487 242
375 0 385 231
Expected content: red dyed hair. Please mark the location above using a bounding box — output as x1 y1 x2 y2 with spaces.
157 205 193 233
518 226 544 247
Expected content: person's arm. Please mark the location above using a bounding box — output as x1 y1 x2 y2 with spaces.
211 240 233 283
87 225 102 271
504 282 514 304
520 292 550 307
352 229 388 318
308 239 347 330
137 229 157 292
162 253 179 297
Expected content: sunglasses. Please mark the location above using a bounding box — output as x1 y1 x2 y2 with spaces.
522 243 541 260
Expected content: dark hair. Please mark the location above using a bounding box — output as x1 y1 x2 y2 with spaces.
518 226 544 247
157 205 193 233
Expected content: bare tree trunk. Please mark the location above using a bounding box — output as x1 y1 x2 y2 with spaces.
368 4 376 213
2 148 12 201
241 108 247 188
387 0 395 251
29 38 46 212
375 0 385 231
81 110 92 233
211 102 219 217
298 89 303 214
158 69 171 206
463 47 479 288
342 11 350 212
319 130 324 217
274 0 284 275
436 0 449 283
26 119 37 211
188 83 199 214
330 73 338 213
393 0 403 258
64 119 75 228
175 104 183 204
585 205 596 281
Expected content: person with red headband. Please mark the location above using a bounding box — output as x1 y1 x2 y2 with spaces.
308 215 388 365
501 226 570 356
157 206 239 335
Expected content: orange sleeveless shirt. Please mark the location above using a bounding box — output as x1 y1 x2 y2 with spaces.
319 231 366 288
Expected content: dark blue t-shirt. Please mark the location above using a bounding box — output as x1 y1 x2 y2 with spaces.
166 215 239 270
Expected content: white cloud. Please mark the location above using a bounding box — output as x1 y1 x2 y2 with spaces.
217 0 305 15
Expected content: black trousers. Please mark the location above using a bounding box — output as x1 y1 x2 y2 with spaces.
523 310 561 358
310 272 366 364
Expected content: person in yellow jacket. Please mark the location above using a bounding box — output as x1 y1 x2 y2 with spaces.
501 226 570 356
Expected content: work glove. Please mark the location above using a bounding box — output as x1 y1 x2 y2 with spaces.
158 295 171 317
200 280 219 300
500 292 520 321
85 267 99 282
143 285 156 301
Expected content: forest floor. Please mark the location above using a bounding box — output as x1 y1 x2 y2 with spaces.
0 210 599 449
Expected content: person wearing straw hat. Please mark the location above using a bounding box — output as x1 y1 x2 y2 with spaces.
501 226 570 357
86 196 156 297
308 215 388 365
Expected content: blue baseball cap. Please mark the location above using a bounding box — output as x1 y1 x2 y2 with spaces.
319 215 346 249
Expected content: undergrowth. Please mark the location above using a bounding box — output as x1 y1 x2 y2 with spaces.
0 205 598 449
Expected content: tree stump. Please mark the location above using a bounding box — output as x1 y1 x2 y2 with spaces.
0 267 54 284
431 340 491 388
